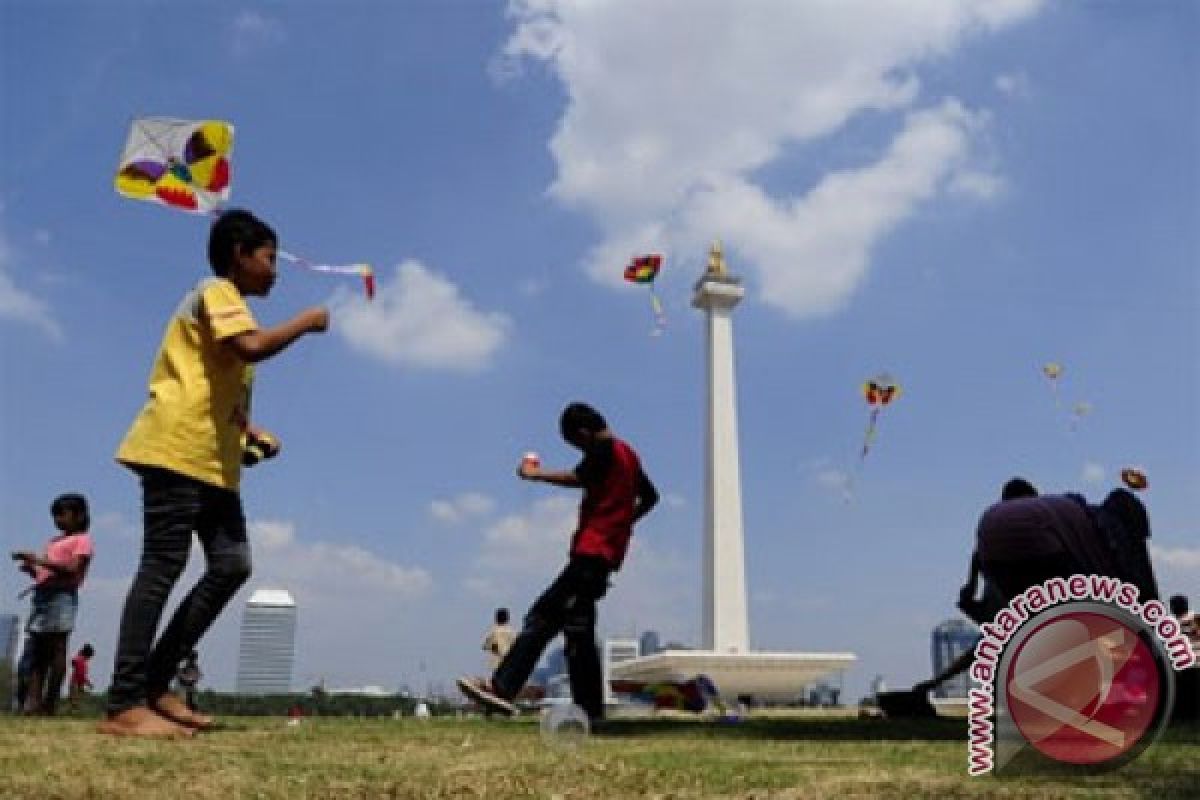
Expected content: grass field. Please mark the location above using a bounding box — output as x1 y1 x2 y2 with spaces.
0 712 1196 799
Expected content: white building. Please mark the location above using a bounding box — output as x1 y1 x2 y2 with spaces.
603 638 640 705
236 588 297 694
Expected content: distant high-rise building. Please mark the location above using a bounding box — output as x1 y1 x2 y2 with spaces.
236 589 297 694
603 638 640 705
638 630 661 657
931 618 978 699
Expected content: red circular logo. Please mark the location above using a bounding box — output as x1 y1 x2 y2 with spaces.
1005 610 1161 765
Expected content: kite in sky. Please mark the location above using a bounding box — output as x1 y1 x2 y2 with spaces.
1042 361 1064 410
114 117 374 300
115 118 233 213
1121 467 1148 491
623 253 666 335
860 373 901 463
1069 400 1093 432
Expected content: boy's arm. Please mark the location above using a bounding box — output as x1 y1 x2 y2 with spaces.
223 307 328 364
633 468 659 523
28 552 90 578
518 466 583 488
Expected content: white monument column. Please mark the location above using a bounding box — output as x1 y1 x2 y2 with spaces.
692 241 749 653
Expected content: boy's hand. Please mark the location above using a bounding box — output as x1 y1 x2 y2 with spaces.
11 550 35 565
302 307 329 333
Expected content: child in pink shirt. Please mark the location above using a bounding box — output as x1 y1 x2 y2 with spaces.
10 493 93 714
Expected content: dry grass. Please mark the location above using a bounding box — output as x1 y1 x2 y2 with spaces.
0 713 1196 799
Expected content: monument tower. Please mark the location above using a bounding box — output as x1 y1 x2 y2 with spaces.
612 241 856 701
693 241 749 653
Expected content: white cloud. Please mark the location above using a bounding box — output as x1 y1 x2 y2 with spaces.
430 492 497 524
1081 461 1106 485
230 10 286 58
0 229 63 341
333 261 512 371
1151 544 1200 572
995 71 1030 97
501 0 1044 317
250 519 433 596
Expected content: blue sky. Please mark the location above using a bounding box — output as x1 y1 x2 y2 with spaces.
1 0 1196 701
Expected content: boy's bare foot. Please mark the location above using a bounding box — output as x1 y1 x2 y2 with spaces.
151 692 215 730
97 705 194 738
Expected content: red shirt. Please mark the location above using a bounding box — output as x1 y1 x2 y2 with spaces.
70 655 89 688
570 437 646 568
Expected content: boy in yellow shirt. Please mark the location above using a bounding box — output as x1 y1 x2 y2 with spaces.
100 209 328 737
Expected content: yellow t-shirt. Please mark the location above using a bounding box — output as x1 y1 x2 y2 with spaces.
116 277 258 490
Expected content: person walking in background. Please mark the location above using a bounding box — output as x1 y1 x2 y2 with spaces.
176 650 203 712
10 493 94 715
100 209 328 738
482 608 515 671
68 643 95 711
458 402 659 724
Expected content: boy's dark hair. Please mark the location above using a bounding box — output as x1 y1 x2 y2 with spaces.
51 493 88 517
495 608 510 625
1001 478 1038 501
1169 594 1189 616
208 209 277 277
559 402 606 439
80 643 95 658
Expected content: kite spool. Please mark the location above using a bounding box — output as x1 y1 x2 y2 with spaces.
242 430 280 467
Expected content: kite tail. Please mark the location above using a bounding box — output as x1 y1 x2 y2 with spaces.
278 251 375 300
649 288 666 336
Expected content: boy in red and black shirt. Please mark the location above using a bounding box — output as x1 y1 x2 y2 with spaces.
458 403 658 722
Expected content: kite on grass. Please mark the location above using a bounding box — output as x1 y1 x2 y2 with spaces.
623 253 666 335
610 675 725 715
114 117 374 300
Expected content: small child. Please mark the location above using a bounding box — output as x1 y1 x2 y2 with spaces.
100 209 328 738
10 493 93 715
68 643 95 711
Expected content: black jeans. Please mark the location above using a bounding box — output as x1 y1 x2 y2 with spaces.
107 468 251 713
492 555 611 720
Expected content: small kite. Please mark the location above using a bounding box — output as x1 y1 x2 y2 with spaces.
860 373 901 463
115 118 233 213
1042 362 1064 410
623 254 666 335
1069 400 1093 432
1121 467 1148 491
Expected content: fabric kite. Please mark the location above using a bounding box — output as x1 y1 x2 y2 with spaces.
1121 467 1148 491
115 118 233 213
114 117 374 300
860 373 900 463
623 254 666 335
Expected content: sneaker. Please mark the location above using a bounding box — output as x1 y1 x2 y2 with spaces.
456 677 518 716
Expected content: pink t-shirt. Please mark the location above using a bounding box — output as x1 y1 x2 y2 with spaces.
34 531 93 590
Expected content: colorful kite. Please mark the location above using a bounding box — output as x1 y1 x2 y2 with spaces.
623 253 666 335
1121 467 1148 491
114 117 374 300
115 118 233 213
860 373 901 463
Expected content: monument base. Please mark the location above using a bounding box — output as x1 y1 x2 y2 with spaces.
611 649 856 702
